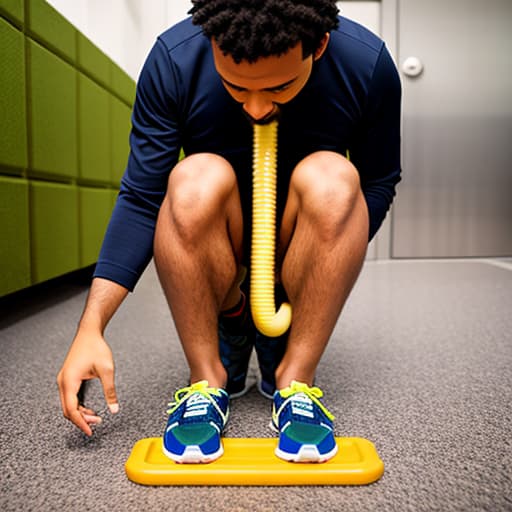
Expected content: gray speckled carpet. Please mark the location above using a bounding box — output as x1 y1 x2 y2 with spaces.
1 259 511 511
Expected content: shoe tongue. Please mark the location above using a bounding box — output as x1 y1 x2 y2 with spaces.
184 392 210 418
291 392 314 419
188 393 209 404
292 392 312 402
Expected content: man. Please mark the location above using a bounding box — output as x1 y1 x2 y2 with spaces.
57 0 401 464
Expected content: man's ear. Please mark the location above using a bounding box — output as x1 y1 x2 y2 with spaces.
313 33 330 61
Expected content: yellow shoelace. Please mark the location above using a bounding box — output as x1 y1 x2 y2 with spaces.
279 381 335 421
166 380 224 417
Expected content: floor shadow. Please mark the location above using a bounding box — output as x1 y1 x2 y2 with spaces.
0 265 95 329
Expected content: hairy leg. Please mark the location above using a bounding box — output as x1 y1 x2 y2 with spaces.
154 154 243 388
276 151 369 388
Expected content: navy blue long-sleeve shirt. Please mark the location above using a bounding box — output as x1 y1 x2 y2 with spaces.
94 16 402 291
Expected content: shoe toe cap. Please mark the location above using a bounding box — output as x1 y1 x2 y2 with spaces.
279 422 336 457
164 423 219 453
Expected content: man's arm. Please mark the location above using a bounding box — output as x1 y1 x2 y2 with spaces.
57 278 128 436
351 44 402 240
57 37 184 435
93 38 181 291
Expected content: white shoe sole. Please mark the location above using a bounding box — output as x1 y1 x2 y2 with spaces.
162 443 224 464
257 379 274 400
229 374 256 399
274 442 338 463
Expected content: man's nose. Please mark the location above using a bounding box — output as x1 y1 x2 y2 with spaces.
243 93 274 122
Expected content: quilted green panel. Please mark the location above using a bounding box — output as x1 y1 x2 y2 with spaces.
79 187 112 266
79 73 110 183
77 32 110 88
28 39 77 178
0 176 30 296
0 18 27 171
110 62 136 106
26 0 76 62
30 181 79 283
110 95 131 185
110 189 119 209
0 0 24 27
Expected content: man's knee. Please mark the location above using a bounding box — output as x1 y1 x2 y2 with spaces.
165 153 237 240
291 151 362 237
293 151 360 202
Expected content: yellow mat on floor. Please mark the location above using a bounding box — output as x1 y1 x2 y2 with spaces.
125 437 384 486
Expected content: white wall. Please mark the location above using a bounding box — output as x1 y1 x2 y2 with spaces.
45 0 193 80
338 1 381 36
45 0 381 80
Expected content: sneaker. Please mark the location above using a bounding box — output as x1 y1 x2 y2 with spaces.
163 381 229 463
254 283 289 398
271 381 338 463
218 294 255 398
255 331 288 399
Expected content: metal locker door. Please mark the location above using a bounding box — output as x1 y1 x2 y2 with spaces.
392 0 512 257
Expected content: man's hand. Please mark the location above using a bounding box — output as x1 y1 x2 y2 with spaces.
57 329 119 436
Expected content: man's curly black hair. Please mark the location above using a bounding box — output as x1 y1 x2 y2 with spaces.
189 0 339 63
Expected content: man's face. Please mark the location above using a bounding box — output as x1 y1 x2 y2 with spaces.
212 40 315 124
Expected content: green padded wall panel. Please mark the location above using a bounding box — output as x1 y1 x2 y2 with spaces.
77 32 110 88
30 181 79 283
79 73 110 183
111 189 119 209
26 0 76 62
0 176 30 296
0 17 27 172
110 95 131 185
28 39 77 179
110 62 136 106
79 187 112 266
0 0 24 27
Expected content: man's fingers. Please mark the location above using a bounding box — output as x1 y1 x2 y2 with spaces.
66 399 94 436
78 404 97 416
97 364 119 414
58 375 94 436
83 413 102 425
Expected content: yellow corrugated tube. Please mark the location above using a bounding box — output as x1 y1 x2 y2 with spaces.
250 120 292 337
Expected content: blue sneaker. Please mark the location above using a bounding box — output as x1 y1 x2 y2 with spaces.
255 331 288 398
272 381 338 462
218 294 255 398
163 381 229 463
254 283 289 398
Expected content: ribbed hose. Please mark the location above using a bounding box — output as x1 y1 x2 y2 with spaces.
250 120 292 337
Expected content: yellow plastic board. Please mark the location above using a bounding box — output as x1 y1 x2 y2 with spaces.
125 437 384 486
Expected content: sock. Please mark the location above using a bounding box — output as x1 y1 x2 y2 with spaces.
221 292 246 318
220 292 248 334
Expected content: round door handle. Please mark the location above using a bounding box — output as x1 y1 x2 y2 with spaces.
402 56 424 77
